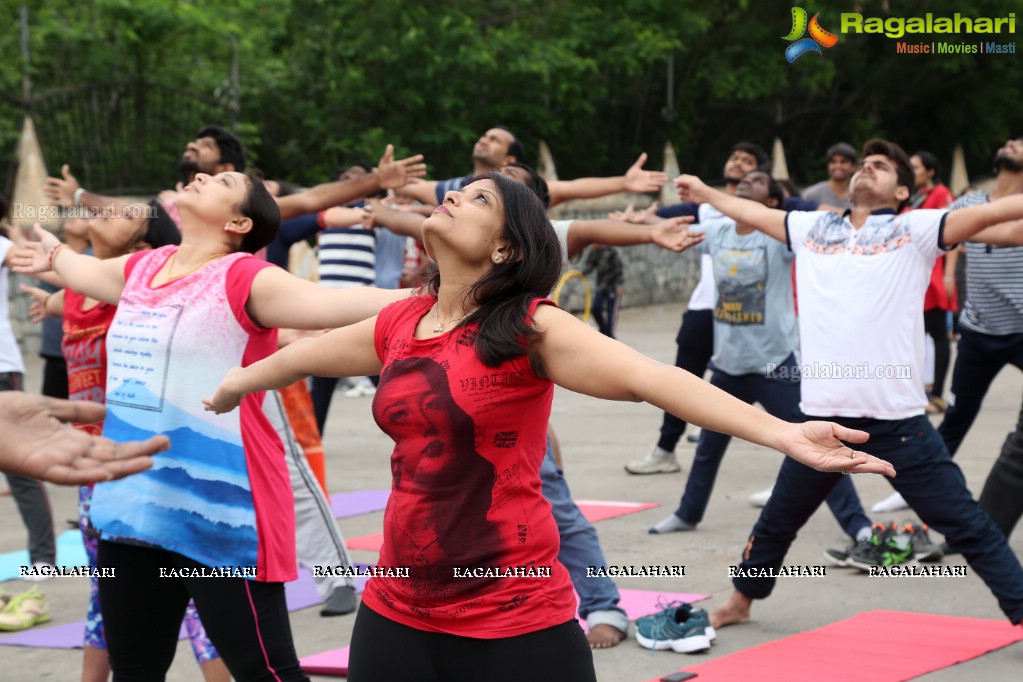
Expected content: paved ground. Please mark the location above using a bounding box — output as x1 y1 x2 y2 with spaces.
2 302 1022 681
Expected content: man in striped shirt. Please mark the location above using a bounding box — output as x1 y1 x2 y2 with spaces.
939 138 1023 456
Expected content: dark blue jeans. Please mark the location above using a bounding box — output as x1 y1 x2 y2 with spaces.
657 309 714 452
939 327 1023 456
674 358 870 540
732 415 1023 624
591 289 620 338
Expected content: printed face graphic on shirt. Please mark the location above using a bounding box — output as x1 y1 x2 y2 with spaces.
373 357 503 596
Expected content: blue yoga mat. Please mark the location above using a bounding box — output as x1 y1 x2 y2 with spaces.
0 530 89 583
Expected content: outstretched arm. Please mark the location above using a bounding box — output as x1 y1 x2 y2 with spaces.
533 304 895 476
19 284 65 322
363 200 427 241
548 153 669 206
675 175 788 243
564 216 701 259
0 392 169 484
394 180 441 206
44 164 131 213
967 219 1023 246
11 225 128 304
276 145 426 220
204 317 381 413
246 265 409 330
945 194 1023 245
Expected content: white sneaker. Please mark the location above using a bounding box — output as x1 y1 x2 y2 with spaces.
686 428 702 444
872 491 909 513
749 488 773 507
625 446 681 475
344 378 377 398
21 563 55 583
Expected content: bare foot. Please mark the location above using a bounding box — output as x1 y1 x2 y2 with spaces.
587 623 626 649
709 590 752 629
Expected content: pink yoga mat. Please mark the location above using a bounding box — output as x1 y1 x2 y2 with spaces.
578 588 710 632
300 645 351 676
574 499 660 523
344 499 661 552
329 489 390 520
646 610 1023 682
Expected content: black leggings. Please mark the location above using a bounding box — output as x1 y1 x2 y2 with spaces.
97 541 308 682
924 308 951 398
347 603 596 682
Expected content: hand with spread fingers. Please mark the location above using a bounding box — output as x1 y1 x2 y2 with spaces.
776 421 896 477
623 153 669 193
0 391 169 485
651 216 703 253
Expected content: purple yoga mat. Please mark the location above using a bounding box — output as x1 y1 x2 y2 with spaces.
329 489 390 520
0 565 375 649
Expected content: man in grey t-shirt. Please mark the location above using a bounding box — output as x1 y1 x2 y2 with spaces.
803 142 857 210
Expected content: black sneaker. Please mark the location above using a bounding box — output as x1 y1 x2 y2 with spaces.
824 522 889 567
902 520 943 562
847 521 916 571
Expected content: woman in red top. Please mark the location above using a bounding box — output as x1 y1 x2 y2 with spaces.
207 173 895 682
907 151 957 412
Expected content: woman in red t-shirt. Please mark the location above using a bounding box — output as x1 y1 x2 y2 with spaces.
907 151 957 413
207 172 896 682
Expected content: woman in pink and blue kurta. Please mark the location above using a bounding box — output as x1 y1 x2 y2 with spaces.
16 171 405 682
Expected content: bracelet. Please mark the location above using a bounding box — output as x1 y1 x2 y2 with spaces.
48 243 67 272
73 187 85 207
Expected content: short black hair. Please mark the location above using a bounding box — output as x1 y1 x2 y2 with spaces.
742 170 785 208
143 200 182 248
913 150 942 183
732 142 770 170
238 173 280 253
861 139 915 208
496 126 526 165
196 125 246 172
504 162 550 210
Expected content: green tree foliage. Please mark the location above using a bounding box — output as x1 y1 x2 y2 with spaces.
1 0 1021 197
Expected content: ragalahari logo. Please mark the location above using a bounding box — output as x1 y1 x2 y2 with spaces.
783 7 839 62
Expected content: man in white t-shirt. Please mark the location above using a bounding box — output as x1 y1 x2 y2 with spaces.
675 139 1023 629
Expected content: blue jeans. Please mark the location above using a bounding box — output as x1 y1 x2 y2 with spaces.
540 440 628 633
674 358 870 540
732 415 1023 624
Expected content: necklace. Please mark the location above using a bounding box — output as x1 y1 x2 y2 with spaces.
167 252 223 281
431 303 470 333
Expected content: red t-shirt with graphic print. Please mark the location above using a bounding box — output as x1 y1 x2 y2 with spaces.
62 290 117 436
361 294 576 638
